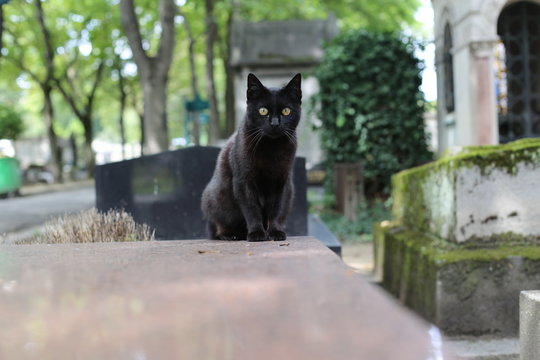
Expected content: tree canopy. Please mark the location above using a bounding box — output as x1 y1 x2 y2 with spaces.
0 0 424 177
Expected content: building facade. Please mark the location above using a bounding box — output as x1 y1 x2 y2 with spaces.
433 0 540 152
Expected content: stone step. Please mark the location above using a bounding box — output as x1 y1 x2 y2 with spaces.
446 337 519 360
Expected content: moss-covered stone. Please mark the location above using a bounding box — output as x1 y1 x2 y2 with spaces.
377 222 540 335
391 138 540 243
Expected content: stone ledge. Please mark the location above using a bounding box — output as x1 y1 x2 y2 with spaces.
375 222 540 335
392 138 540 243
0 237 454 359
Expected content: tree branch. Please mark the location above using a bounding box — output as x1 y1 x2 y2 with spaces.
86 60 105 112
156 0 176 76
4 28 43 84
0 5 4 60
55 78 84 120
119 0 149 70
34 0 55 82
178 9 199 96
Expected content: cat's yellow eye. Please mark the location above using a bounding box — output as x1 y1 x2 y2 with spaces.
259 107 269 116
282 107 291 116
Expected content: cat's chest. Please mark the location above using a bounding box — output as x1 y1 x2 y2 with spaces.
252 144 294 182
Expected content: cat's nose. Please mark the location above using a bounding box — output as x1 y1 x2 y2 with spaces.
270 117 280 127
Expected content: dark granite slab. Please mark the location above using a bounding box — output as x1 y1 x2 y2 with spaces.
95 146 308 239
308 214 341 257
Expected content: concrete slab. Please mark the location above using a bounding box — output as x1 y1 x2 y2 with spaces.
520 290 540 360
447 337 519 359
0 237 455 359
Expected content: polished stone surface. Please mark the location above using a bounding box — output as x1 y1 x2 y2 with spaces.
95 146 308 239
0 237 453 360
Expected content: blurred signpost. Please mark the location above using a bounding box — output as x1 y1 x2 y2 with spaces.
184 95 208 146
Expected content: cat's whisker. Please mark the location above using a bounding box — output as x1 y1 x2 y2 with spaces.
245 127 260 136
251 132 264 156
246 129 263 151
284 129 297 146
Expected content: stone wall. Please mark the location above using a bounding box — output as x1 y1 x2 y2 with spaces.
392 138 540 243
376 138 540 335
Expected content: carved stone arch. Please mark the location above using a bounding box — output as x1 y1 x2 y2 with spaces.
486 0 540 26
434 4 457 41
434 5 457 66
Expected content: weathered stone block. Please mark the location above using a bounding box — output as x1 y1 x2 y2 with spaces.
392 138 540 243
376 222 540 336
520 291 540 360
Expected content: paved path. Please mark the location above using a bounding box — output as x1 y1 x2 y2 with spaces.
0 237 456 360
0 187 94 234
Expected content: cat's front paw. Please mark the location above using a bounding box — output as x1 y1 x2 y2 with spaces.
247 230 267 242
268 229 287 241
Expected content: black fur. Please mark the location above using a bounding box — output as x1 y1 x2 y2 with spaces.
201 73 302 242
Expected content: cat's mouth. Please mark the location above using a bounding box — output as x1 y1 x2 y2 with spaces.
263 129 285 139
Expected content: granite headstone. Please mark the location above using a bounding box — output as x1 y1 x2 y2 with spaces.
95 146 308 239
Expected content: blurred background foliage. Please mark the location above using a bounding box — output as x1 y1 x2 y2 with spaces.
312 30 433 199
0 0 429 241
0 0 424 148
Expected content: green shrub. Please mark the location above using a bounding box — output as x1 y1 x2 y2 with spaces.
0 104 24 140
312 30 432 198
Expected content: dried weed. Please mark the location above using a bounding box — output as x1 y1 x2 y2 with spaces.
21 208 154 244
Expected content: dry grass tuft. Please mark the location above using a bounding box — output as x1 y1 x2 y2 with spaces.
21 208 154 244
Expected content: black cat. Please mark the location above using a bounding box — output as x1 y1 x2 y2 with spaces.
201 73 302 242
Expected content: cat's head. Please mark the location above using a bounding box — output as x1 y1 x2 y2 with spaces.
245 73 302 139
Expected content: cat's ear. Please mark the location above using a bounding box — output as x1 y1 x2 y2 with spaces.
247 73 265 100
284 73 302 102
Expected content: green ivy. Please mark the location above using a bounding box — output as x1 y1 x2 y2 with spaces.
0 104 23 140
311 30 433 198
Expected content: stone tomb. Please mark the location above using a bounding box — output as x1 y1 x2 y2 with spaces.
374 138 540 335
95 146 308 240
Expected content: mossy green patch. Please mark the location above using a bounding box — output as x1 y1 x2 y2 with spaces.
382 224 540 265
391 138 540 239
377 220 540 335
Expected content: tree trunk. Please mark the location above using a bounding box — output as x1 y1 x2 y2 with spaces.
130 88 145 156
205 0 221 144
138 110 145 156
35 0 62 182
0 5 4 60
141 70 169 153
42 84 61 182
179 10 201 146
116 58 127 160
223 8 236 137
119 0 176 154
55 60 104 178
70 133 78 176
81 114 95 176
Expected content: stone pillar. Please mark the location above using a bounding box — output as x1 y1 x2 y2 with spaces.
471 41 499 146
520 291 540 359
